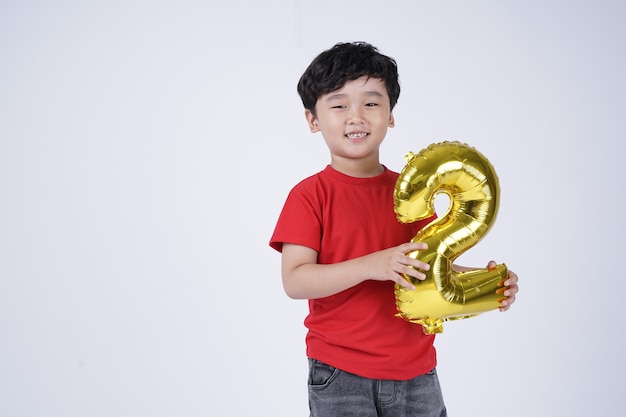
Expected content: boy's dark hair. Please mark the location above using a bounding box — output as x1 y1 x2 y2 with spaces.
297 42 400 115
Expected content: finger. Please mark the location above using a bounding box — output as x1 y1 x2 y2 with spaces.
404 257 430 272
404 267 426 281
401 241 428 253
499 293 516 311
504 284 518 297
487 260 497 271
396 274 416 290
504 271 518 286
392 253 428 279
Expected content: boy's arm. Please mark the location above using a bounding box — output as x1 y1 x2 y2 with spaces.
281 242 430 300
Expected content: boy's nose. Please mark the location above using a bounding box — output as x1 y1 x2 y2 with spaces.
347 108 365 124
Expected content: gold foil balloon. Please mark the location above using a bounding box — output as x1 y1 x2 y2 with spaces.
393 141 508 334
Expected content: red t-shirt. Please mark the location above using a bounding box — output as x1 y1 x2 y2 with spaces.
270 165 437 380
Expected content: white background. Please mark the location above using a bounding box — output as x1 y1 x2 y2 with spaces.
1 0 624 415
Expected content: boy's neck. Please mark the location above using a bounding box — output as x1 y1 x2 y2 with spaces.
329 159 385 178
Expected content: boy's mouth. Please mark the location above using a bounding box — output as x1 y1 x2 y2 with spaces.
346 132 368 142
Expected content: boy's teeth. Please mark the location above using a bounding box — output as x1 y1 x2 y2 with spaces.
347 133 367 138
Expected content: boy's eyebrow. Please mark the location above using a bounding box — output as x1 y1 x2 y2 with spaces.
324 91 385 102
324 93 348 102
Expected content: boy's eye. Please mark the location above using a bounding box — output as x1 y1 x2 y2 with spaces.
331 105 346 109
365 102 378 107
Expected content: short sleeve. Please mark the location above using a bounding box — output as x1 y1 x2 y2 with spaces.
269 185 322 253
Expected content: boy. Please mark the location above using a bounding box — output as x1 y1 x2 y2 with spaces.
269 42 518 417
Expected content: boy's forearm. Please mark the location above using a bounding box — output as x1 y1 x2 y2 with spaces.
282 257 367 300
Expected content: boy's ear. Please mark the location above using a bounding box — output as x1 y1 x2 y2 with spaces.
305 109 320 133
388 112 395 128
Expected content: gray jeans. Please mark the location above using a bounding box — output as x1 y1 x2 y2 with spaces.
308 359 447 417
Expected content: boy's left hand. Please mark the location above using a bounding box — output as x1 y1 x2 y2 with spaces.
487 260 519 312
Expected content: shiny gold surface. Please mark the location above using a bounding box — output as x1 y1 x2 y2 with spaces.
393 141 508 334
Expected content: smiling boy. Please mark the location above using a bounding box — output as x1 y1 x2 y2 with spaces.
269 42 518 417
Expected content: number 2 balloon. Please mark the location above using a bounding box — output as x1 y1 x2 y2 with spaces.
393 141 508 334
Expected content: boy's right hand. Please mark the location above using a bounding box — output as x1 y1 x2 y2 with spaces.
365 242 429 290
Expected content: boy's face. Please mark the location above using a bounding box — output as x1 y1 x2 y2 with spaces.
305 76 395 175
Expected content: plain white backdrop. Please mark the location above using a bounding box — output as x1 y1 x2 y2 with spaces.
1 0 624 415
